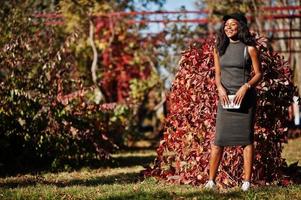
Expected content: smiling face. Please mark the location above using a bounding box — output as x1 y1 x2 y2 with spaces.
224 18 239 39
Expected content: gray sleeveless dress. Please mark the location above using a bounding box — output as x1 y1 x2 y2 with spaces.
214 41 257 146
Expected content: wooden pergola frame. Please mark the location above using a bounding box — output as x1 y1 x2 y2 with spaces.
34 6 301 58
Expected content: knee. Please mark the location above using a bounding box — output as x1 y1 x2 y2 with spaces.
211 144 224 153
243 143 253 148
243 144 254 152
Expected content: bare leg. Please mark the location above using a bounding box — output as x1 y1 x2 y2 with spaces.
243 143 254 181
208 144 224 181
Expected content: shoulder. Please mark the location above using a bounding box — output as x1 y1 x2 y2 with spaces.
246 45 258 57
213 47 219 56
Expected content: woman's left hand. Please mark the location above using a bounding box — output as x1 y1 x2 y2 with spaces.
233 84 248 106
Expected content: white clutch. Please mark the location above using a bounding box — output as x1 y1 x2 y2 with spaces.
222 95 241 109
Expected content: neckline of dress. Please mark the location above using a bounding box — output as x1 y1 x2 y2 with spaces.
229 40 241 44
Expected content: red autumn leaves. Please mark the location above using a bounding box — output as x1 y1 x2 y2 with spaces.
144 36 297 187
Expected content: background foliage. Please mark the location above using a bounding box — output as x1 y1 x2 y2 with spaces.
0 1 299 187
0 0 170 173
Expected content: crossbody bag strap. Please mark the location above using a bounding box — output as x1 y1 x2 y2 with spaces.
243 46 247 83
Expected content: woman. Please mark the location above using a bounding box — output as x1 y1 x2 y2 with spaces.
205 13 262 191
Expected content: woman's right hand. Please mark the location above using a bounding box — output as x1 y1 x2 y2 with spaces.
217 85 230 106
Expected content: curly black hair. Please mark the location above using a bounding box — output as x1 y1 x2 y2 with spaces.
215 20 256 56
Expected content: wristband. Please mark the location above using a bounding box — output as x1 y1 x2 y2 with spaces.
244 83 251 89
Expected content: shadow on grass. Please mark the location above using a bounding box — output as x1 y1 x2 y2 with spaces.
0 151 156 178
282 162 301 184
0 171 143 188
100 155 156 169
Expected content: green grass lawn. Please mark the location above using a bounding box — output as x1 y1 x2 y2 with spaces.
1 138 301 200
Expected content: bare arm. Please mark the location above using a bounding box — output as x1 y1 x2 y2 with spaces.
233 46 263 105
214 48 230 106
246 46 262 87
214 48 222 87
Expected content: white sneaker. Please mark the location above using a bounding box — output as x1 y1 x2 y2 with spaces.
241 181 251 191
204 180 216 190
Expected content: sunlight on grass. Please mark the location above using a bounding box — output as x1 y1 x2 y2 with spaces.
111 150 157 158
0 138 301 199
282 137 301 165
1 176 301 200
